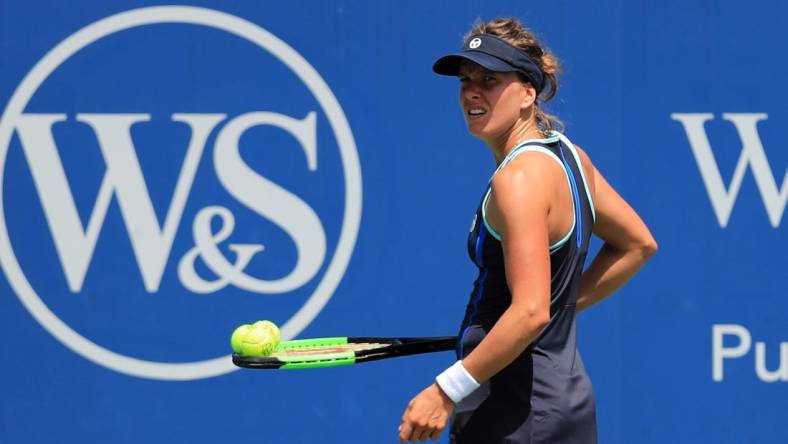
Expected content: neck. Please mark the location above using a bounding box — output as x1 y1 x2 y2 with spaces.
486 118 543 165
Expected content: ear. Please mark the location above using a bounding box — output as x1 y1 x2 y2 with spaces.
520 83 537 110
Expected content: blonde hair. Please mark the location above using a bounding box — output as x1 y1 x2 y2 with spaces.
465 18 563 136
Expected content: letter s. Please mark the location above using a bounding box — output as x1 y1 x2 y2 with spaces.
213 111 325 293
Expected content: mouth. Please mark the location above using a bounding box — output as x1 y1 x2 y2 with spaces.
466 107 487 118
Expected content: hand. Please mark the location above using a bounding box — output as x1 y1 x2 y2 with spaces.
399 383 455 443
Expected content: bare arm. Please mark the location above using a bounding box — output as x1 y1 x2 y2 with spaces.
398 154 557 443
398 152 591 442
576 155 658 312
461 154 555 382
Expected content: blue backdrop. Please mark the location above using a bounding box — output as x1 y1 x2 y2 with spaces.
1 1 786 443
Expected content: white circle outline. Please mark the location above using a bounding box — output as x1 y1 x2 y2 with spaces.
469 38 482 49
0 6 362 380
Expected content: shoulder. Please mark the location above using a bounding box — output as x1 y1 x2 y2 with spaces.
495 150 563 185
490 151 562 209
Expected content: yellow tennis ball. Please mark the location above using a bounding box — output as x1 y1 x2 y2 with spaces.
253 320 281 344
230 324 252 354
239 320 280 357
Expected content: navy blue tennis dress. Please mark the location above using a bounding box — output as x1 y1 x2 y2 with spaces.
450 132 597 444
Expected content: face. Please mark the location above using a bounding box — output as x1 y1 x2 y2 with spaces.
458 61 536 141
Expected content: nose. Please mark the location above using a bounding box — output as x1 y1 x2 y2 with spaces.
461 81 481 102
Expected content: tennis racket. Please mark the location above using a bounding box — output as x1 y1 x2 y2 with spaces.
232 336 457 370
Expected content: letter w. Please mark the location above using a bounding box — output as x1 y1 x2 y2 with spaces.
671 113 788 227
15 113 225 292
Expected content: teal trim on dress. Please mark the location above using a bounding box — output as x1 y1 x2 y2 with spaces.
498 135 561 170
481 188 502 241
481 142 576 251
549 223 574 252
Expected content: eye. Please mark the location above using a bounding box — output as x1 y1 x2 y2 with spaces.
483 75 497 82
458 75 469 83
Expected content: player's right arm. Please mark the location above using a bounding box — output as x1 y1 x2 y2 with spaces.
575 149 658 312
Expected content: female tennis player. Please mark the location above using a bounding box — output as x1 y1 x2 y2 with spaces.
398 18 657 443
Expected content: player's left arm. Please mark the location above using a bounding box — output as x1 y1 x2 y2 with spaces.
574 146 658 312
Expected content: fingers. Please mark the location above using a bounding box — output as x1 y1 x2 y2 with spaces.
407 421 423 443
399 421 412 443
399 421 445 442
399 385 451 442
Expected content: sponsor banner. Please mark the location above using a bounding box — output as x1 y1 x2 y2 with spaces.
1 1 785 443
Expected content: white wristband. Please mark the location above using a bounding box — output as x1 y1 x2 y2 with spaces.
435 361 480 404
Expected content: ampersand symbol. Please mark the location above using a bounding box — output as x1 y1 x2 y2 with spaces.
177 206 264 293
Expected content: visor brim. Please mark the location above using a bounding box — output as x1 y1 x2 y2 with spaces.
432 52 519 76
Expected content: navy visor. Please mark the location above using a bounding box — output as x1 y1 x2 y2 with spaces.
433 34 545 93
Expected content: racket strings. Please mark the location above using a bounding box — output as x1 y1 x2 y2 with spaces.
275 342 389 357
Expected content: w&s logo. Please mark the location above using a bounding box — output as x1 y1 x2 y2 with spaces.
0 7 361 380
672 113 787 228
16 112 324 295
